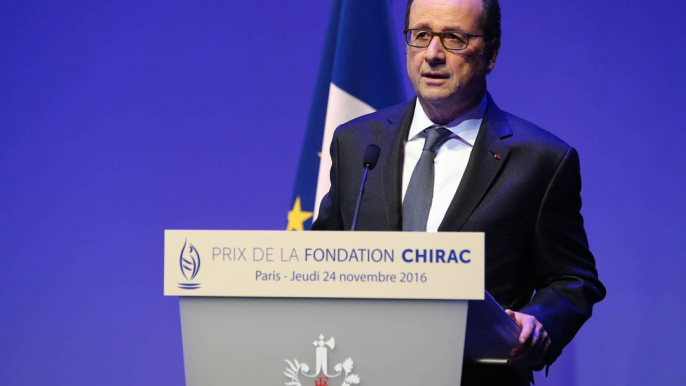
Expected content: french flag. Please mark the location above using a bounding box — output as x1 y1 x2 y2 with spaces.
288 0 406 231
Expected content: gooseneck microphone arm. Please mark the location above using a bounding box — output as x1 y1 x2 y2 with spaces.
351 144 381 231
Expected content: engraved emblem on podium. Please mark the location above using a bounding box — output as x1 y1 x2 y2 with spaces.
178 239 201 290
284 335 361 386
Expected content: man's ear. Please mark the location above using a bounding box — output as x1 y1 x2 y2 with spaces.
485 38 501 74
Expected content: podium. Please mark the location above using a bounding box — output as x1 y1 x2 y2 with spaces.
165 231 520 386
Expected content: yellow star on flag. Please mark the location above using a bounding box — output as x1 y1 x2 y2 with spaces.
287 196 313 231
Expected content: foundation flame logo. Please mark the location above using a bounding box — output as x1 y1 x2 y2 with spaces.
178 239 201 290
284 335 361 386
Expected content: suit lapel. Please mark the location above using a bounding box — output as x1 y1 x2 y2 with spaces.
438 94 513 231
377 100 415 231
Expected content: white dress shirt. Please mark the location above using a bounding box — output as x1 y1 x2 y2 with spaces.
402 95 487 232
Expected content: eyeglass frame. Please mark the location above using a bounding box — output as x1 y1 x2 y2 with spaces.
403 28 489 51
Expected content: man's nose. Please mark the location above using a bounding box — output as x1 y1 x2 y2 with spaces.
424 35 445 63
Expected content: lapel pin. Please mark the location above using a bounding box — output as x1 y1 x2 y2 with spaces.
489 150 501 160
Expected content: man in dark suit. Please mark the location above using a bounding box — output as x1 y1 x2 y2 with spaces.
312 0 605 384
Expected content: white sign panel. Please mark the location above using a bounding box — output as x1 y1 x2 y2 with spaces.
164 230 484 300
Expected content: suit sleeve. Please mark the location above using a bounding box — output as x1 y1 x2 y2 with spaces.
519 146 606 363
311 130 344 230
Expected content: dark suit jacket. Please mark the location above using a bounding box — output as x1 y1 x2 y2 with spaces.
312 95 605 380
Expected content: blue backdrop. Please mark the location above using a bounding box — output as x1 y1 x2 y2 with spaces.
1 1 684 385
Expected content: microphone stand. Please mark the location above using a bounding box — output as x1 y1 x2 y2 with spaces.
351 165 371 231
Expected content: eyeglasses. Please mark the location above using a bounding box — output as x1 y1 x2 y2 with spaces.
404 29 488 51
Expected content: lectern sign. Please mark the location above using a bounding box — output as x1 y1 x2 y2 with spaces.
164 230 484 300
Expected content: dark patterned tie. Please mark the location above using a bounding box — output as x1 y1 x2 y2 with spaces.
402 125 452 231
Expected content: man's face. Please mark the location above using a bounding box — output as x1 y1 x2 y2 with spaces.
406 0 496 119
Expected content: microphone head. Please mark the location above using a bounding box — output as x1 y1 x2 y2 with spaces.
363 144 381 170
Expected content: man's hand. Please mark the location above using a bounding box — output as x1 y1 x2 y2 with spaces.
504 309 552 367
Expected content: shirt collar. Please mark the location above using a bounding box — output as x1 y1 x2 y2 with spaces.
408 94 488 146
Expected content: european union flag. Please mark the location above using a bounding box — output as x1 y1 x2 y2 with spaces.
287 0 406 231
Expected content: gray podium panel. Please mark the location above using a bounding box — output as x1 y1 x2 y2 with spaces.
180 297 468 386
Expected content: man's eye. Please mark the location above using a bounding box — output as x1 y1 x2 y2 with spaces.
444 33 467 44
414 31 431 40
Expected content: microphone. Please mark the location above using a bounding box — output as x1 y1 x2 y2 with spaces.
351 144 381 231
363 144 381 170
